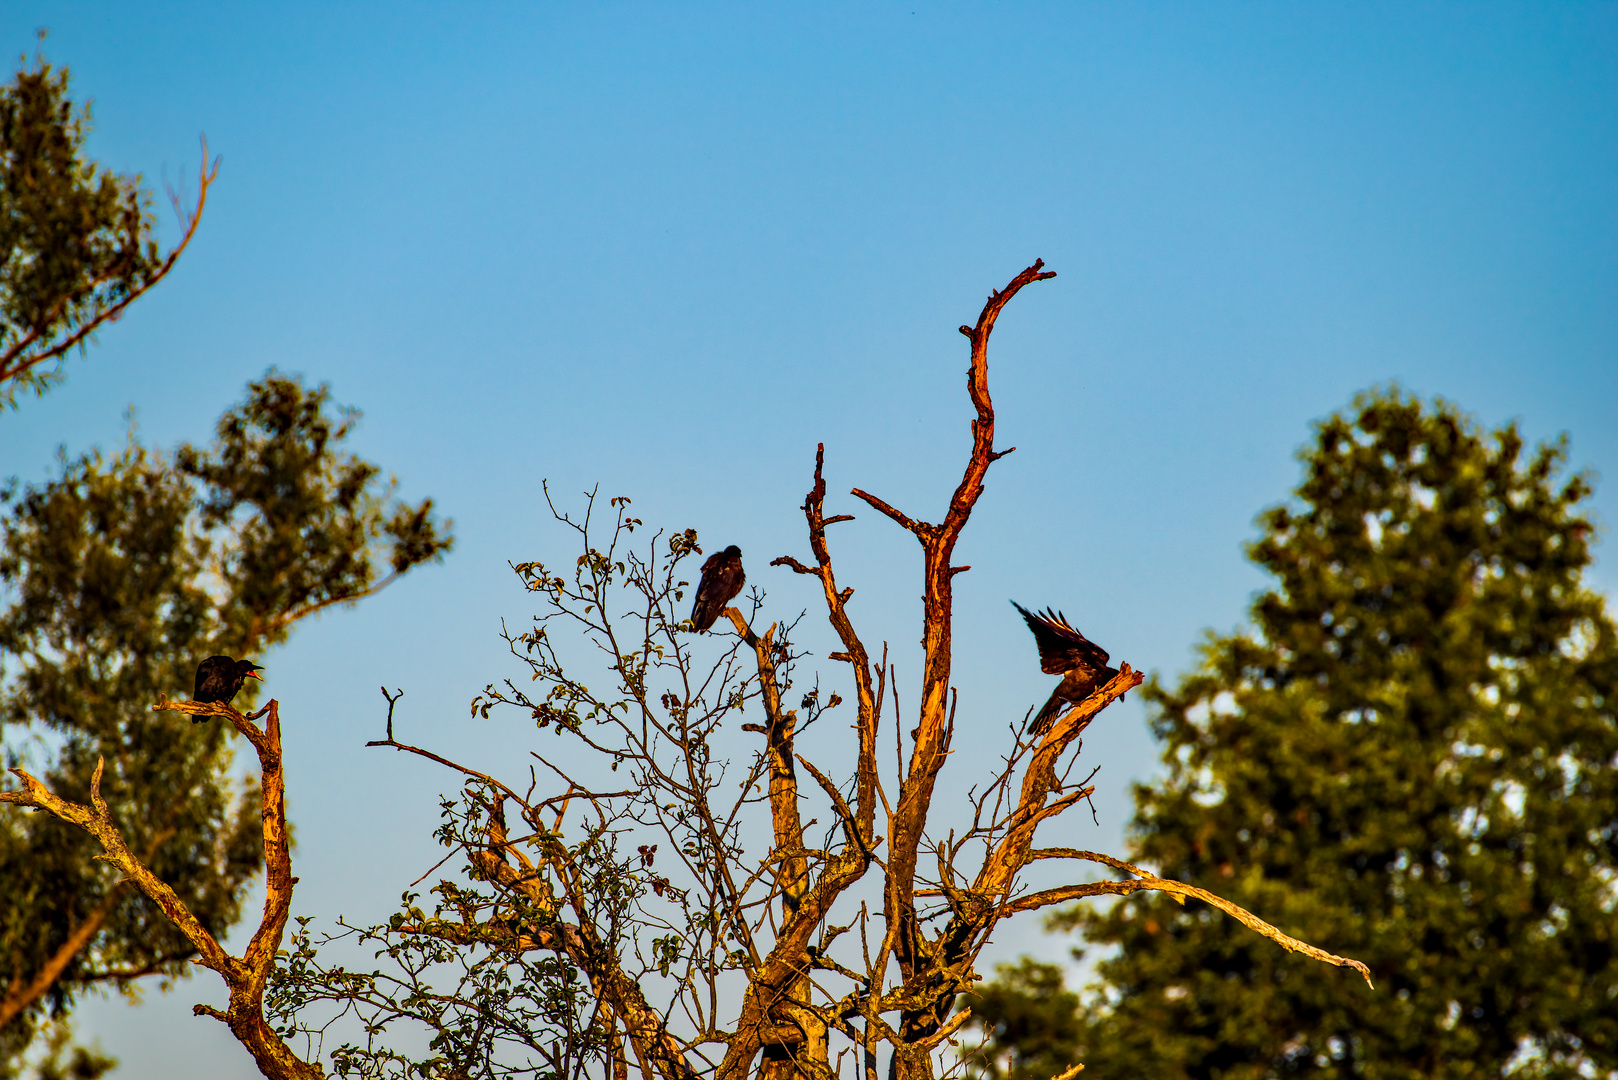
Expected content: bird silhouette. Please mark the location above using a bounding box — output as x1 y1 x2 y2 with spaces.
192 656 264 721
690 546 745 631
1012 601 1117 733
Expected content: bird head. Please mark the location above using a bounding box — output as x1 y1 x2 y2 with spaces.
724 545 742 557
239 660 264 681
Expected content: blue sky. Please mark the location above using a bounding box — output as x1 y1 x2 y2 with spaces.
2 4 1615 1076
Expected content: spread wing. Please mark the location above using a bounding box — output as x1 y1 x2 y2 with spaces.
1012 601 1111 675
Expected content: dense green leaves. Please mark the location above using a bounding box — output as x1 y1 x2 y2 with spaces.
0 44 201 405
960 958 1084 1080
1044 389 1617 1079
969 389 1616 1079
0 373 452 1062
175 372 454 644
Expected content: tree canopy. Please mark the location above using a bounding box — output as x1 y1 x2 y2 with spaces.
0 40 211 406
967 389 1617 1079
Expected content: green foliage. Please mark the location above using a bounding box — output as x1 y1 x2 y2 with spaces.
0 1019 114 1080
0 42 172 404
267 791 621 1080
272 493 785 1077
175 372 453 644
0 373 452 1059
959 958 1083 1080
1038 388 1616 1079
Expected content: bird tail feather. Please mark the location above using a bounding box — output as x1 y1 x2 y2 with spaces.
1031 690 1066 734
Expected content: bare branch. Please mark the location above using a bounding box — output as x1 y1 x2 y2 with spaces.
871 264 1058 1059
849 489 928 538
1003 873 1372 986
779 444 883 843
0 700 331 1078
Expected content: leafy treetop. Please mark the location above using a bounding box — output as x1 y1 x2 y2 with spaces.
0 40 212 406
971 388 1617 1080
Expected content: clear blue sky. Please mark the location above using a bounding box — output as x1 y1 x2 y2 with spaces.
2 4 1614 1076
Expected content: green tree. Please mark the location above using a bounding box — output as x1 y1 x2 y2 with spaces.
0 373 453 1070
959 958 1083 1080
0 38 211 406
975 389 1616 1079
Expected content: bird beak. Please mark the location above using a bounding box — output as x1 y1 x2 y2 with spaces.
245 670 264 680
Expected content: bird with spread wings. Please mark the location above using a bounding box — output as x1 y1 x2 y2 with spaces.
1012 601 1118 733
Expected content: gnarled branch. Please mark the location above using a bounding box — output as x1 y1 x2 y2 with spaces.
0 699 322 1077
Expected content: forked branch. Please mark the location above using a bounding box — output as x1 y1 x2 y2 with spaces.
872 262 1056 1047
771 442 882 841
1 697 321 1079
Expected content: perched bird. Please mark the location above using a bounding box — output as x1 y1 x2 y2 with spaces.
1012 601 1118 733
192 655 264 720
690 546 746 631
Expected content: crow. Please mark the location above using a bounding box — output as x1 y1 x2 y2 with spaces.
192 655 264 721
690 546 745 631
1012 601 1118 733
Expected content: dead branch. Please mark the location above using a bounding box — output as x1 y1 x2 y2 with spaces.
972 666 1143 898
1001 871 1373 987
2 697 322 1078
771 443 882 843
851 262 1055 1070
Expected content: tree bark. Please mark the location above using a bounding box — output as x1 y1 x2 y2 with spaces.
1 699 324 1079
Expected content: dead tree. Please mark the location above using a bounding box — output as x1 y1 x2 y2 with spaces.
2 262 1367 1080
280 261 1366 1080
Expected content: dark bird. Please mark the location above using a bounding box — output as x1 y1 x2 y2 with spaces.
690 546 745 631
1013 601 1118 733
192 655 264 720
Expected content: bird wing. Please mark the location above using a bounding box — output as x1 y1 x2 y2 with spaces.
718 551 745 602
1012 601 1111 674
692 550 746 629
195 655 231 700
702 550 745 598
